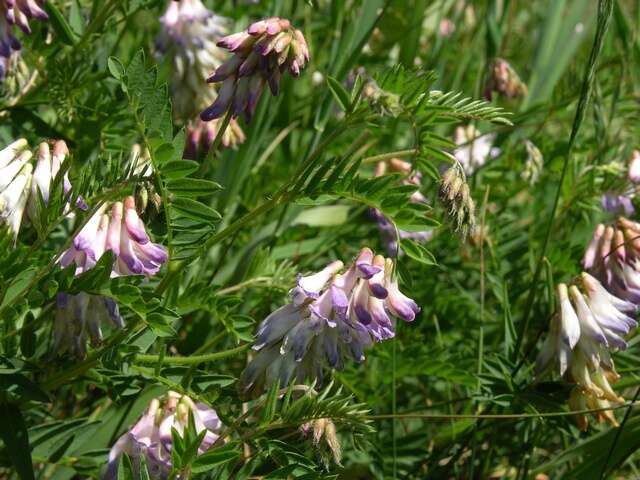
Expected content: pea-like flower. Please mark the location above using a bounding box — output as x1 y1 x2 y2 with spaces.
370 158 433 255
0 138 86 242
536 273 637 429
0 0 48 78
56 196 167 356
628 149 640 185
583 218 640 304
157 0 245 152
239 248 419 398
60 196 168 278
53 292 123 357
106 391 224 479
201 16 309 123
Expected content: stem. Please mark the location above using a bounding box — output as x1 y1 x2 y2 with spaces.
198 110 233 175
513 0 614 359
134 344 249 365
361 148 418 164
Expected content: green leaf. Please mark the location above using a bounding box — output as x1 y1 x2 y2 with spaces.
400 238 437 266
191 442 241 473
0 402 35 480
107 56 125 80
145 313 176 337
292 205 350 227
161 160 199 179
171 198 221 223
327 76 351 112
167 179 222 197
44 1 77 45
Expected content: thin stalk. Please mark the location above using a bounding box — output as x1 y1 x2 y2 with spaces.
361 149 418 164
513 0 614 359
134 344 249 365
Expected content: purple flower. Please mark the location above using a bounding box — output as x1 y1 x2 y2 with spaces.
201 16 309 123
0 0 48 78
106 391 224 479
53 292 123 357
583 218 640 304
61 196 168 278
536 273 635 429
601 192 635 216
239 247 420 399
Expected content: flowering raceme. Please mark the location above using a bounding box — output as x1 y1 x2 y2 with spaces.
106 391 224 479
55 196 168 356
582 217 640 304
536 273 637 430
0 0 48 78
60 196 168 278
370 158 432 254
201 16 309 123
157 0 245 155
0 138 86 242
239 248 420 398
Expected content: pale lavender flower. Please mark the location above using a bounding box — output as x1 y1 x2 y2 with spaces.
106 391 224 479
629 150 640 184
157 0 245 150
239 248 419 398
53 292 123 357
536 273 636 429
601 192 634 216
583 219 640 304
62 196 168 278
201 16 309 123
27 140 88 219
0 138 31 241
56 196 168 356
0 0 47 78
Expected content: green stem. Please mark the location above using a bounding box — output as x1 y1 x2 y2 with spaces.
361 148 418 164
513 0 614 359
134 344 249 365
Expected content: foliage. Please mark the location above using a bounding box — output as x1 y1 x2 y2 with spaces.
1 0 640 479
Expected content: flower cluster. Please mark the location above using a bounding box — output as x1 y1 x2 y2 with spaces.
370 158 432 254
106 391 224 479
453 125 500 175
56 196 167 356
54 292 123 357
157 0 245 153
0 0 48 78
483 58 528 101
201 16 309 123
536 274 636 430
239 247 420 399
582 217 640 304
60 196 168 278
0 138 86 242
439 163 476 238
